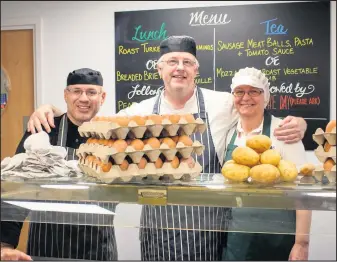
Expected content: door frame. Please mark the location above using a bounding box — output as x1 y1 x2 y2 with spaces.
1 17 43 109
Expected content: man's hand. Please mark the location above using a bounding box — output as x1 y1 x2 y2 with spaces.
288 242 309 260
274 116 307 144
27 104 59 134
1 246 32 261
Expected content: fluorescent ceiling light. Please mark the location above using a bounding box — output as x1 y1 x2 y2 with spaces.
4 201 115 215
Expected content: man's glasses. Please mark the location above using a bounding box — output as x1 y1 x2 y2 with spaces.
161 59 196 67
232 89 264 97
66 88 102 98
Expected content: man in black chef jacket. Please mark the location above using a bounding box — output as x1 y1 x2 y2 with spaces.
1 68 118 261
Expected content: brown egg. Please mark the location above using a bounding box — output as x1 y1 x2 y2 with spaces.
129 116 146 126
97 139 105 145
87 138 94 144
178 135 193 146
326 120 336 133
169 156 180 169
161 137 176 149
115 117 130 127
143 138 149 144
90 138 99 145
182 114 195 123
324 142 332 152
113 139 128 152
101 162 112 172
148 114 163 124
107 140 115 147
138 157 148 169
154 157 163 168
171 136 179 143
93 158 102 167
86 155 96 163
146 137 161 149
324 158 335 171
93 116 103 121
131 139 145 150
102 139 110 146
119 159 129 171
168 115 181 124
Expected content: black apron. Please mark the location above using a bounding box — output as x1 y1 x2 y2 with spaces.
140 87 231 261
222 111 296 261
26 114 118 260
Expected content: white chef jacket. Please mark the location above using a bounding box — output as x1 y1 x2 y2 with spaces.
118 87 239 162
221 115 307 167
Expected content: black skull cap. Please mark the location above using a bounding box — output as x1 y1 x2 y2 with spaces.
159 35 197 57
67 68 103 86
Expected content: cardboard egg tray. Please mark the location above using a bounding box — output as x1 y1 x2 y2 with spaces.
314 145 336 163
312 165 336 183
76 141 205 164
78 158 203 183
312 127 336 146
78 117 206 140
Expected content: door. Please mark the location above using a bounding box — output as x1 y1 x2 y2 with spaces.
1 29 35 253
1 29 35 160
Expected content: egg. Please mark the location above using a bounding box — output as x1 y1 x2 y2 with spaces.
115 117 130 127
119 159 129 171
107 140 115 147
138 157 148 169
93 158 102 167
168 115 181 124
181 114 195 123
97 139 105 145
101 162 112 172
169 156 180 169
146 137 161 149
148 114 163 125
324 158 335 171
154 157 164 168
93 116 104 121
86 155 96 163
102 139 110 146
324 142 332 152
326 120 336 133
161 137 176 149
171 136 179 143
131 139 145 150
129 116 146 126
178 135 193 146
87 138 94 144
90 138 99 145
113 139 128 152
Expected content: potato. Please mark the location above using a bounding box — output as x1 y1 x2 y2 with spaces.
223 160 236 166
260 149 281 166
278 160 298 182
299 163 316 176
250 164 280 184
246 135 272 153
232 146 260 167
221 163 250 182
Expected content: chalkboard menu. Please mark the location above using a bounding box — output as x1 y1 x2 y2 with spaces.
115 1 330 150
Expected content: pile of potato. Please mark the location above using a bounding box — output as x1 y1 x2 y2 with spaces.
221 135 298 184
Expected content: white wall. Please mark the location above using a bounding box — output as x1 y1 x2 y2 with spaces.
1 1 336 260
